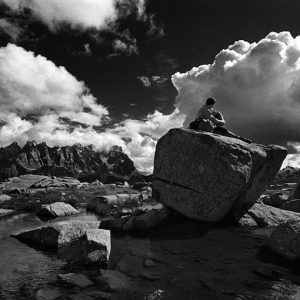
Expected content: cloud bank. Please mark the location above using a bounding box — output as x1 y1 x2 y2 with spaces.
0 43 182 172
172 32 300 155
1 0 146 31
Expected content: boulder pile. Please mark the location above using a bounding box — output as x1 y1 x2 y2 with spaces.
153 128 287 223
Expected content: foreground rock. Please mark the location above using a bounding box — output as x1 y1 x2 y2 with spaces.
87 193 143 215
153 128 287 222
247 203 300 227
267 221 300 259
100 206 170 233
13 220 100 249
59 229 111 265
36 202 79 218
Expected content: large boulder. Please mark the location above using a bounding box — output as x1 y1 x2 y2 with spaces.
58 229 111 265
36 202 79 218
152 128 287 222
12 220 100 249
267 221 300 259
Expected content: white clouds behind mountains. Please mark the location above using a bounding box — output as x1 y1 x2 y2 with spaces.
0 43 181 172
1 0 146 31
1 32 300 172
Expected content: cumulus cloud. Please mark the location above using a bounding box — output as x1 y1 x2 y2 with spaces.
1 0 146 31
0 43 184 172
172 32 300 156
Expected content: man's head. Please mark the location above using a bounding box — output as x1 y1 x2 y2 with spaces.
206 97 216 107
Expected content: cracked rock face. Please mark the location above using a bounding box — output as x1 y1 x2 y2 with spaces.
152 128 287 223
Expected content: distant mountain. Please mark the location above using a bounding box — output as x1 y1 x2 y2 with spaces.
0 142 143 183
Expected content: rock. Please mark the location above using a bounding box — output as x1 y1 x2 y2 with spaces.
96 270 131 292
87 193 142 215
36 202 79 218
35 288 62 300
153 128 287 222
238 213 258 227
134 207 170 231
0 194 11 202
64 294 94 300
145 290 166 300
132 182 149 190
13 220 100 249
57 273 93 288
289 179 300 200
83 290 111 299
267 221 300 259
281 199 300 213
59 229 111 265
263 192 288 208
0 208 15 218
247 203 300 227
100 217 129 232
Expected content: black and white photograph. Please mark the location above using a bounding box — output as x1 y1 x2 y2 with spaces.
0 0 300 299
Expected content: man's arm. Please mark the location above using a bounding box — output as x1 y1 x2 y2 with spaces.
202 107 224 126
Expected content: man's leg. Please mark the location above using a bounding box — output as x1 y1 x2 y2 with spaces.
213 127 252 143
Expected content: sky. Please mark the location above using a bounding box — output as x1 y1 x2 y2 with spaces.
0 0 300 172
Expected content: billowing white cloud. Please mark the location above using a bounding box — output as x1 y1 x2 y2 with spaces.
172 32 300 164
0 43 184 173
0 18 21 41
1 0 146 31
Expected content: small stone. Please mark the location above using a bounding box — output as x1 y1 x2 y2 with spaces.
0 194 11 202
57 273 93 288
35 288 62 300
145 289 166 300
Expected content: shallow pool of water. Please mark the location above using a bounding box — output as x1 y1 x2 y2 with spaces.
0 212 101 300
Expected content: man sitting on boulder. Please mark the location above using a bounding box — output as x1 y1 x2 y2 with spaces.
190 97 252 143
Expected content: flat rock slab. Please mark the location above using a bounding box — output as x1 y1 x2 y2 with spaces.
153 128 287 222
12 220 100 249
36 202 79 218
247 203 300 227
57 273 94 288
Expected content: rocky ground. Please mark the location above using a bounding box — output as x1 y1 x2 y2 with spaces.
1 130 300 299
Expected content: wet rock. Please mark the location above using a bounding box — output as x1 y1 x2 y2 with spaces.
57 273 93 288
267 221 300 259
35 288 62 300
0 208 15 218
153 128 287 222
263 192 288 208
36 202 79 218
281 199 300 213
87 193 142 215
247 203 300 227
96 270 132 293
13 220 100 249
59 229 111 265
